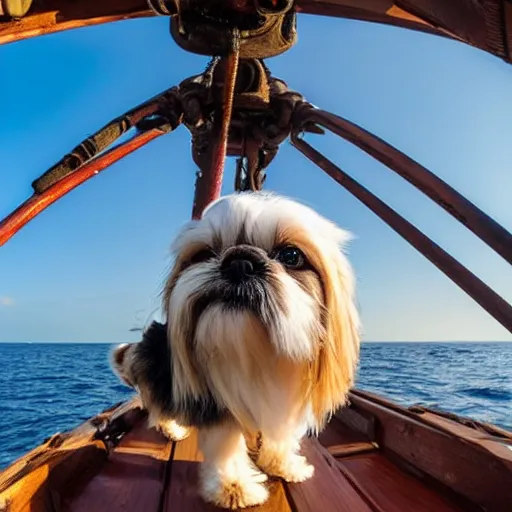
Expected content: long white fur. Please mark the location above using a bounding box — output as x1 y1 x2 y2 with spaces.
164 192 359 509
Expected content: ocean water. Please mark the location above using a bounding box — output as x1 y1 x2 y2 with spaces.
0 342 510 469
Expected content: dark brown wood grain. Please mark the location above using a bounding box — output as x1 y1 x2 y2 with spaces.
1 393 512 512
505 3 512 55
163 430 213 512
63 423 173 512
337 453 465 512
1 0 511 64
286 437 374 512
395 0 485 46
345 391 512 512
0 444 107 512
295 0 512 62
0 399 145 512
295 0 450 37
334 404 377 441
318 410 374 448
0 0 153 46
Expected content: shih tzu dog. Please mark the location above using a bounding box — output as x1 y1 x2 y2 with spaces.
112 191 360 509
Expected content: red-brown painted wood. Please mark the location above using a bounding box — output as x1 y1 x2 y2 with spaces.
0 129 164 246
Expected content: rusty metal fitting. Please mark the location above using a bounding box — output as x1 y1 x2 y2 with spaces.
212 58 270 109
250 77 305 146
178 74 213 128
168 0 297 58
180 58 309 196
290 101 327 138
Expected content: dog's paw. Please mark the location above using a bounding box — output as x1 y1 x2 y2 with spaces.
199 478 269 509
281 454 315 482
157 419 190 441
199 460 269 509
259 453 314 483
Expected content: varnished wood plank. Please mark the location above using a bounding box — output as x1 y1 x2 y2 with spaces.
318 415 378 457
327 441 378 458
0 444 106 512
338 453 465 512
0 399 144 512
0 0 153 46
334 403 377 441
63 422 172 512
347 391 512 512
415 410 512 463
286 437 374 512
318 414 372 448
114 421 173 461
164 429 292 511
164 430 223 512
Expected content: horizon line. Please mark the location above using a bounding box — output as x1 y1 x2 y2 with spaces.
0 340 510 344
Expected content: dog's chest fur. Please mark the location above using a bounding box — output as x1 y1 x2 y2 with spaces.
195 307 308 436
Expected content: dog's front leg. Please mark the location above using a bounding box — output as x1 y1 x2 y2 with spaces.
256 431 314 483
198 419 269 509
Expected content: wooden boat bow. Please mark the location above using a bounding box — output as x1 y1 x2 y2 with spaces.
1 390 511 511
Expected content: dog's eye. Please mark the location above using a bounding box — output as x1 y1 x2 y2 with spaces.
189 248 216 265
274 246 305 269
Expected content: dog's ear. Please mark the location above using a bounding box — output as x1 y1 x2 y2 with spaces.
111 343 135 387
309 245 360 431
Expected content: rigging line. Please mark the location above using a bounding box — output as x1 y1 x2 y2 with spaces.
192 30 241 219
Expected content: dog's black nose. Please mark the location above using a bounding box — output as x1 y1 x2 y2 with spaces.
221 245 266 283
224 259 255 282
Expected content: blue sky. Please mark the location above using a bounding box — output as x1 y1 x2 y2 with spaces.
0 15 511 342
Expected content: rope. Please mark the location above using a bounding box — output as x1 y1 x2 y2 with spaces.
209 30 241 192
191 29 241 219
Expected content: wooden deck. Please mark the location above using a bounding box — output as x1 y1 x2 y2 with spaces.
60 418 463 512
1 390 511 512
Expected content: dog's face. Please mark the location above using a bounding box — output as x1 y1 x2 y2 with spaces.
163 192 360 428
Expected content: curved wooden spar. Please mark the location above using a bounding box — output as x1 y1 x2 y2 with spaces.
296 107 512 266
1 1 512 66
0 0 154 46
292 135 512 334
0 129 165 246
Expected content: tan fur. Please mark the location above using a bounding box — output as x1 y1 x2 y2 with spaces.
276 224 360 430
